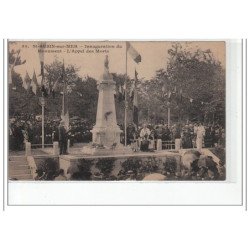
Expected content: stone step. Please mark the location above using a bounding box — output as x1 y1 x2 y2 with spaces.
9 169 31 175
9 158 28 165
9 155 27 161
9 164 30 171
9 174 33 180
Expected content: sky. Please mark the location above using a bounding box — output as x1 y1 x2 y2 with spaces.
9 41 225 83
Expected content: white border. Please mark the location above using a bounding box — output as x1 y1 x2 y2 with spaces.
6 40 242 205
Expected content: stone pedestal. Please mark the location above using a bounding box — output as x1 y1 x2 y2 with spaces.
196 137 203 151
157 139 162 151
175 139 181 150
25 142 31 156
83 55 132 155
53 141 59 156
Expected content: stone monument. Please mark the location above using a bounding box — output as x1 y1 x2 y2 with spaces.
82 55 132 155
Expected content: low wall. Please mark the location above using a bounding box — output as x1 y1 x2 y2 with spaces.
29 148 224 181
59 151 181 180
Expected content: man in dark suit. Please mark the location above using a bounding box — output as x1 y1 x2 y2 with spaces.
58 121 68 155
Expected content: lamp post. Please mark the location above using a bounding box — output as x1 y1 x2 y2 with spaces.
162 82 171 127
145 85 150 123
167 104 171 127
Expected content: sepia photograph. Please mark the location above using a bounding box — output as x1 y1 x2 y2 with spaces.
8 40 226 182
1 1 249 250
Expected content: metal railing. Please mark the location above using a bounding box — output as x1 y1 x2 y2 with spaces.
162 140 175 150
31 144 53 149
25 141 58 156
128 138 176 151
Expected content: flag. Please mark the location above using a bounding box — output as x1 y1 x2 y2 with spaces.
132 69 139 128
9 50 26 86
117 84 125 102
129 82 134 101
31 70 38 95
23 71 31 90
61 61 69 131
51 77 60 98
126 42 141 64
38 42 46 78
38 42 47 97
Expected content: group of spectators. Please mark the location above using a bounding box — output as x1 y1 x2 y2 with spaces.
9 115 93 151
123 122 225 150
9 113 225 152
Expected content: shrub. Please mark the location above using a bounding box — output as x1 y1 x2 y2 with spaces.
36 158 59 180
163 157 177 175
95 158 115 179
71 159 94 180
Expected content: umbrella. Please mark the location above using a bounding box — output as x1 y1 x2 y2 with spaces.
143 173 167 181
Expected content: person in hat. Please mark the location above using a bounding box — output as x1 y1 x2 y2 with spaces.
58 120 68 155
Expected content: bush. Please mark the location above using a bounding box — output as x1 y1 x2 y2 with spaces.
71 159 94 180
36 158 59 180
95 158 115 179
163 157 177 175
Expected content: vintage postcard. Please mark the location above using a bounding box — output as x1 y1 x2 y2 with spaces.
8 40 226 181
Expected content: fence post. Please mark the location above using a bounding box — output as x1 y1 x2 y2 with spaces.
196 137 203 151
175 138 181 150
67 139 70 153
53 141 59 156
25 142 31 156
157 139 162 151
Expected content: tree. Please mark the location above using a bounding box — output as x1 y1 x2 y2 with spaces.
9 59 83 119
44 59 79 90
9 48 26 66
139 42 225 125
68 76 98 122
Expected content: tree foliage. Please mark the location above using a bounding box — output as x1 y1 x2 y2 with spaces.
137 42 225 124
9 43 225 126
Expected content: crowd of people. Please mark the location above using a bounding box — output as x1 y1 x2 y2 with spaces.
122 122 225 151
9 114 93 151
9 113 225 153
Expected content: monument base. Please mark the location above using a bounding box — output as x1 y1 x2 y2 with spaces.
82 144 133 156
59 150 181 181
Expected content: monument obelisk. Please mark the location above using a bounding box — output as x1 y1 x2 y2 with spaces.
82 55 132 155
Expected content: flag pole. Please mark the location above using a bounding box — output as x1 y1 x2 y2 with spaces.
41 77 45 149
41 96 45 149
38 42 46 149
124 42 128 147
62 59 65 117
